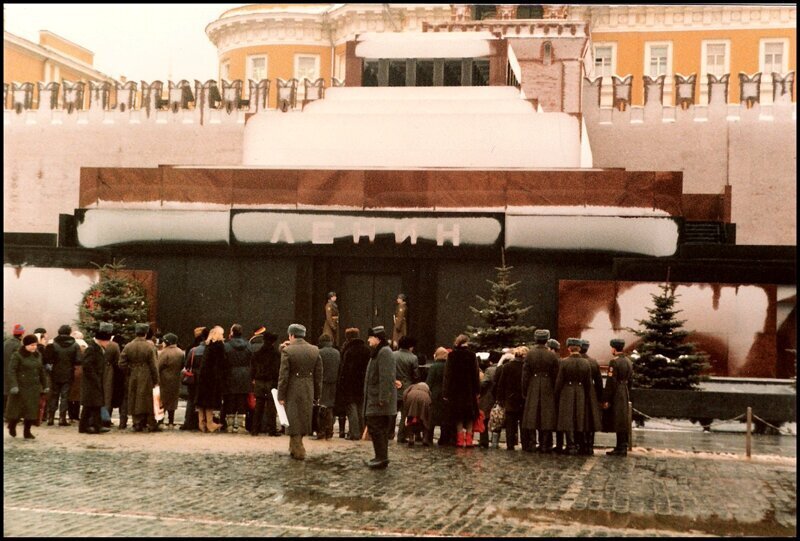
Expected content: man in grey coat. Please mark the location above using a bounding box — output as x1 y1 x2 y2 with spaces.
363 326 397 469
278 324 322 460
316 333 340 440
392 335 418 443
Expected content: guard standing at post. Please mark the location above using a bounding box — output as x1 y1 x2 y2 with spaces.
603 338 633 457
554 338 592 455
521 329 559 453
580 339 603 455
323 292 339 347
392 293 408 348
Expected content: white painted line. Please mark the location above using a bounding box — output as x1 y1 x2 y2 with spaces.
4 506 441 537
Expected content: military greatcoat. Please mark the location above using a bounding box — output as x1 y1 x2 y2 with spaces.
521 344 560 431
603 353 633 433
119 336 159 416
554 353 593 432
277 338 323 436
322 301 339 345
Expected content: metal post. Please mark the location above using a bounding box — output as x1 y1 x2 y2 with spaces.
627 401 633 451
745 407 752 458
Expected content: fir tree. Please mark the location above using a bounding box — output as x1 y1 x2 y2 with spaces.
465 260 536 352
77 261 149 344
629 283 711 390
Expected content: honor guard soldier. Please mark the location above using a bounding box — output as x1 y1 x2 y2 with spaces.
579 339 603 455
521 329 559 453
554 338 592 455
603 338 633 456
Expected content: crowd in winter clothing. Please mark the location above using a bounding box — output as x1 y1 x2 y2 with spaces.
4 320 632 460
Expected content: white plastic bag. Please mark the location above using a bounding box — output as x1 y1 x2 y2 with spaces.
271 388 289 427
152 385 165 421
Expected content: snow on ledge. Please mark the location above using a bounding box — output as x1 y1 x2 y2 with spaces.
506 205 672 217
505 215 679 256
355 31 494 59
77 209 229 248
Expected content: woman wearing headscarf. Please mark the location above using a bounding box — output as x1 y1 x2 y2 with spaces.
6 335 48 439
426 346 451 446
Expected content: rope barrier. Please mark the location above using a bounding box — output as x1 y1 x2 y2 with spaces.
751 413 795 435
632 408 751 430
632 407 794 435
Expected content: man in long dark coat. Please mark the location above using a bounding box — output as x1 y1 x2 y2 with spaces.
555 338 593 455
80 323 113 434
316 333 340 439
580 339 604 455
119 323 160 432
278 324 322 460
603 338 633 456
363 326 396 469
522 329 559 453
335 328 371 440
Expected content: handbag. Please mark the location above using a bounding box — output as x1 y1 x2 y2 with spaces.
489 402 505 432
181 350 196 386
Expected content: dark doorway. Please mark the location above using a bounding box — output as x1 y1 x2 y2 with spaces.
339 273 402 336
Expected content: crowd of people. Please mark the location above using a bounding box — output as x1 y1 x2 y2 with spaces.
3 320 633 467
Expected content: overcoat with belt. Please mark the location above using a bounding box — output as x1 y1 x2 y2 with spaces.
119 337 159 416
603 353 633 433
277 338 322 436
521 344 559 431
582 353 604 433
554 353 592 432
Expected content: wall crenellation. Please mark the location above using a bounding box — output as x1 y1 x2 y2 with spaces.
584 71 796 125
3 77 329 121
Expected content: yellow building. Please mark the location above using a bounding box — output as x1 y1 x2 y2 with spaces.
206 4 795 108
4 29 116 108
583 5 796 106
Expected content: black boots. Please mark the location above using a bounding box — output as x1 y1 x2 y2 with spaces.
23 420 35 439
59 413 71 427
8 420 18 437
47 411 55 426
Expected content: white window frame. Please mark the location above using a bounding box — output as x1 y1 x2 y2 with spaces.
700 40 731 104
246 54 268 84
593 42 617 107
334 53 346 82
294 54 321 100
644 41 673 105
759 38 790 105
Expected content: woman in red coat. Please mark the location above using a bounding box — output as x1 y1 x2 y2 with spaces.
442 334 480 447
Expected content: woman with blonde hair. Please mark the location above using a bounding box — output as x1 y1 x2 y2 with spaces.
195 325 224 433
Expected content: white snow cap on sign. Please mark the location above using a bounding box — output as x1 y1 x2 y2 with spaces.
355 31 494 59
76 210 230 248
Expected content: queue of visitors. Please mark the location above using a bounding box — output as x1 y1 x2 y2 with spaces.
4 320 632 465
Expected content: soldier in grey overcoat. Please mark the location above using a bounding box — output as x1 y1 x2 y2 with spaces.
580 339 604 455
521 329 560 453
157 334 184 427
554 338 593 455
6 335 48 439
363 326 397 469
316 333 340 439
603 338 633 456
278 324 322 460
119 323 160 432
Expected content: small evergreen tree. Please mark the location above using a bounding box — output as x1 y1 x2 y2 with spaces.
77 261 150 344
465 259 536 352
629 283 711 390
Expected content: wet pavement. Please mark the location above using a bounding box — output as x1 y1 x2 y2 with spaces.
3 411 796 537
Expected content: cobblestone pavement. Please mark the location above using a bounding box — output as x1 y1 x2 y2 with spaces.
3 424 796 537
